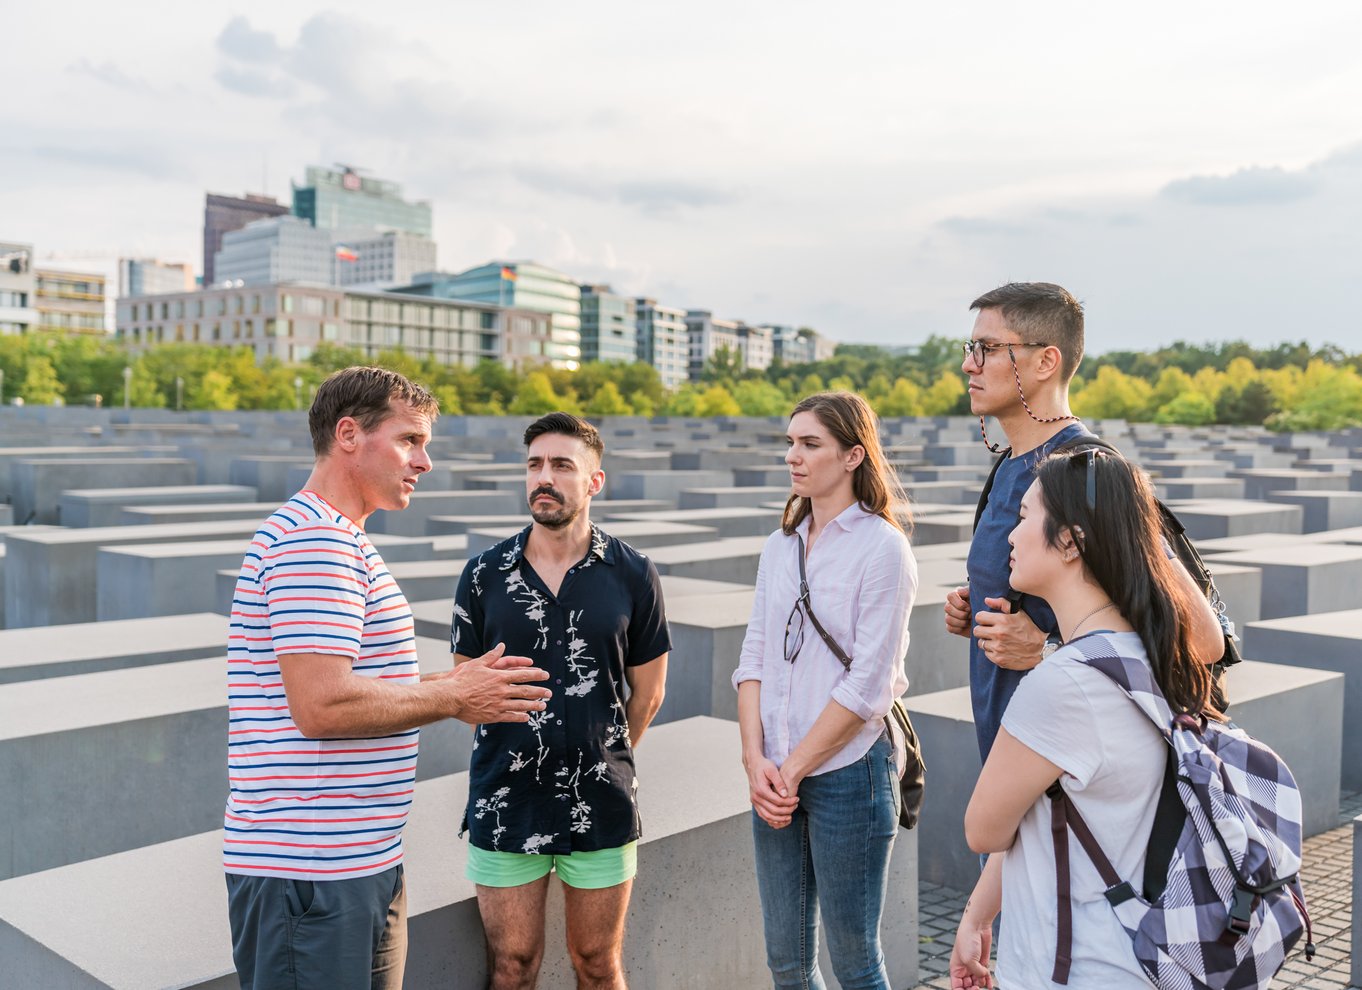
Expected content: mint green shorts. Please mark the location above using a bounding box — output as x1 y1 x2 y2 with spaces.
465 841 637 890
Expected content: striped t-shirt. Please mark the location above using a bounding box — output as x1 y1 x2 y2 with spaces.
223 490 421 879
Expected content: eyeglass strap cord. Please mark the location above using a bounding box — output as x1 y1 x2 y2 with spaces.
794 534 854 672
976 343 1079 452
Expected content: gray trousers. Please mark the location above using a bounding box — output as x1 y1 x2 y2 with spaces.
226 865 406 990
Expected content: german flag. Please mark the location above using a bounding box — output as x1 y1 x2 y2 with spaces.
500 266 518 281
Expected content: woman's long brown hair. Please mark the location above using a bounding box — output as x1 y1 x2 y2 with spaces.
1034 450 1216 717
780 391 912 536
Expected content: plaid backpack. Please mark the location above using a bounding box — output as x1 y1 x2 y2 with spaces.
1045 633 1314 989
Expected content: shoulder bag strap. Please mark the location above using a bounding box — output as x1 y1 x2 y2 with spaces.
794 533 853 672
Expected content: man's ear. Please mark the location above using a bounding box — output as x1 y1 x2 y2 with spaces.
334 416 361 452
587 468 606 498
1034 345 1065 383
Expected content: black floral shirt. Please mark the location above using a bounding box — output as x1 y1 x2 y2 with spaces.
452 524 671 855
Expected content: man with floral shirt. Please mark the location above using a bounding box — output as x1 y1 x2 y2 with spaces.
452 411 670 990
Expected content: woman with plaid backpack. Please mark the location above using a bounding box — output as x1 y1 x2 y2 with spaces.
950 449 1308 989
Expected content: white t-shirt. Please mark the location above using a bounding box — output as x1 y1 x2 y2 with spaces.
996 632 1162 989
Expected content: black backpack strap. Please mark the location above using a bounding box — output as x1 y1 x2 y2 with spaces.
1143 748 1186 901
972 447 1012 533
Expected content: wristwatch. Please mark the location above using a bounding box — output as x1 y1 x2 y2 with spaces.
1041 634 1062 660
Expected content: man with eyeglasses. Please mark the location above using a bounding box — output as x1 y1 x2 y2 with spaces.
942 282 1224 765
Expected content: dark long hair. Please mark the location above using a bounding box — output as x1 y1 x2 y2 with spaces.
1033 450 1215 717
780 391 911 536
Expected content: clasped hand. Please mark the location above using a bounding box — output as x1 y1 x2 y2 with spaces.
745 754 799 829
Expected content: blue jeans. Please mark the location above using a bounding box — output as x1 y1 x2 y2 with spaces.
751 734 899 990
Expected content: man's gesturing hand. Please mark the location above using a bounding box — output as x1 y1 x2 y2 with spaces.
972 597 1046 672
447 643 552 724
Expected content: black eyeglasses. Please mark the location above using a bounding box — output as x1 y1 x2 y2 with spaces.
783 582 809 664
961 339 1050 368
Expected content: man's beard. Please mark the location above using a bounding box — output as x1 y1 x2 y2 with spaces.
528 487 579 529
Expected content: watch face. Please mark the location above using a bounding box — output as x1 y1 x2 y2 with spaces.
1042 640 1060 659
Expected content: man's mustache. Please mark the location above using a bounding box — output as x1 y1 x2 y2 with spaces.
529 486 565 505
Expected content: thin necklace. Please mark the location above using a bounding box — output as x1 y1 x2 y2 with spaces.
1066 601 1116 642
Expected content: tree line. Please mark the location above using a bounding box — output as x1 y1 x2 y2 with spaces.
2 332 1360 431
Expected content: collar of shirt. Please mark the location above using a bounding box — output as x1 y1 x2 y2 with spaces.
496 522 614 571
794 500 878 541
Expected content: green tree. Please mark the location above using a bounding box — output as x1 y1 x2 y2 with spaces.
732 379 789 416
1072 366 1153 420
508 372 565 415
584 381 632 416
828 375 856 393
797 373 825 396
660 386 700 416
922 373 966 415
434 384 463 416
20 355 65 405
876 378 925 417
188 369 239 410
696 384 741 417
627 389 656 417
1154 391 1216 426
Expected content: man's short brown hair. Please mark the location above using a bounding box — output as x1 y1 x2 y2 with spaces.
522 412 605 463
970 282 1085 382
309 366 439 456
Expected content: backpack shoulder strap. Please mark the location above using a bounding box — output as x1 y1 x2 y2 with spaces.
972 447 1012 533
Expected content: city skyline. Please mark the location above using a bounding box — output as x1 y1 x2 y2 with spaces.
3 1 1361 354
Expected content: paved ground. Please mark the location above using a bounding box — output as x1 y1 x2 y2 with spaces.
914 793 1361 989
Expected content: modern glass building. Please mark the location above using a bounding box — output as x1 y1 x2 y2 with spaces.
634 298 688 389
685 309 742 381
398 262 581 369
293 166 432 238
333 231 437 289
579 284 637 364
202 192 289 286
118 259 193 297
214 217 334 287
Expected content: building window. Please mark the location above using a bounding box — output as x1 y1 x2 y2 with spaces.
282 295 293 314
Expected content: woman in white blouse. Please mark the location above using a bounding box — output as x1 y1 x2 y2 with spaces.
734 391 918 990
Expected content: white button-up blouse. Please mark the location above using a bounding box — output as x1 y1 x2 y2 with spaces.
733 502 917 776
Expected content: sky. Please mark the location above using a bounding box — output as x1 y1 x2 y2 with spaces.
3 1 1361 354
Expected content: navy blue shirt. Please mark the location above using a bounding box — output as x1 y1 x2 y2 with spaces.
452 524 671 855
967 423 1093 761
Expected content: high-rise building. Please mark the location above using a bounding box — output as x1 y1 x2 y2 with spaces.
634 298 688 389
769 324 837 364
578 284 637 364
202 192 289 286
333 231 438 289
34 267 106 334
397 262 581 369
737 324 774 372
0 241 37 334
293 165 432 238
685 309 742 381
118 259 193 298
214 217 334 287
116 283 548 369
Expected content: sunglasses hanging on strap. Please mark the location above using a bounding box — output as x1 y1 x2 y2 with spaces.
794 533 926 830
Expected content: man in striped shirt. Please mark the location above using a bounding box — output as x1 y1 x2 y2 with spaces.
224 367 552 990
